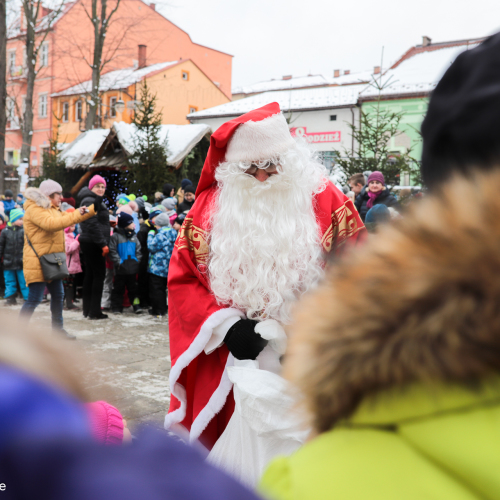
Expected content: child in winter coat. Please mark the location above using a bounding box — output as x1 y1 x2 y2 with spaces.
147 212 177 317
109 212 143 314
64 225 82 310
0 208 28 304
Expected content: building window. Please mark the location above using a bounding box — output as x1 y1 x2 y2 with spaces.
62 102 69 122
182 71 189 81
189 106 198 114
330 115 337 121
75 100 82 122
109 96 117 118
8 51 15 75
6 97 15 121
6 151 14 165
39 93 48 118
40 42 49 67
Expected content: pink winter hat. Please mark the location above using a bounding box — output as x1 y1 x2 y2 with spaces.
85 401 124 445
367 171 385 185
116 204 133 215
89 175 107 190
39 179 63 197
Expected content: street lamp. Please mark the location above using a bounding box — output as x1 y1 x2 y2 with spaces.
115 98 125 114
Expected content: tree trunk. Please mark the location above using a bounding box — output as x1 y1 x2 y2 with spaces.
20 1 37 178
0 0 6 193
85 0 107 130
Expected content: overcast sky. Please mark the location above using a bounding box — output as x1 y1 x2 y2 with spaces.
155 0 500 90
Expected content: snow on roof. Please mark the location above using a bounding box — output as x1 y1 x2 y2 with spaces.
63 122 211 169
52 61 178 97
189 84 368 119
60 128 110 169
113 121 211 165
360 43 480 99
232 71 372 96
326 70 374 86
232 75 330 95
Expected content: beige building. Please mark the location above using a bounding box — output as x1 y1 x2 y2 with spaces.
52 54 229 144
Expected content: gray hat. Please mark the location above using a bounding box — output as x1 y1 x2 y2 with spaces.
162 198 177 211
154 212 171 228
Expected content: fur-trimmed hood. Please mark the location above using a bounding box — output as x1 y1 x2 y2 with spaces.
24 187 51 209
287 169 500 433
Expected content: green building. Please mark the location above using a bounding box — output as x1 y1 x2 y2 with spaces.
359 36 485 185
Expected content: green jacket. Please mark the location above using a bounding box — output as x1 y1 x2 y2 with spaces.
260 380 500 500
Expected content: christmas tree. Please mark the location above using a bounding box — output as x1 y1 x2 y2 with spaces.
125 81 175 197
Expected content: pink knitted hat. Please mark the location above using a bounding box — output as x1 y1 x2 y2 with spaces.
86 401 124 445
116 204 133 215
367 171 385 185
89 175 107 190
39 179 63 197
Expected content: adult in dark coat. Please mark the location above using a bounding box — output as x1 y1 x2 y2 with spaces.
177 185 195 214
78 175 110 320
355 171 400 222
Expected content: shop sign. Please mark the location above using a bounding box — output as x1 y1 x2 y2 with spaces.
290 127 341 143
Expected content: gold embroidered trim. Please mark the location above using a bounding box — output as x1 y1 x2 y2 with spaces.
175 217 209 265
322 201 361 252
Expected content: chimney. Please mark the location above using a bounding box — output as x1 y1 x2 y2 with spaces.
344 70 350 75
138 45 147 69
149 2 156 10
334 69 340 78
374 66 381 75
422 36 432 47
282 75 292 80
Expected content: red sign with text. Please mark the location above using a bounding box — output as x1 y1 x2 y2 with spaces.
290 127 341 144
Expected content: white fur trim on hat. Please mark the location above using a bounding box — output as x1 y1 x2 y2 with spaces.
225 112 295 163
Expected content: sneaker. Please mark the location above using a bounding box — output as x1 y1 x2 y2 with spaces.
133 305 143 314
111 308 123 314
5 296 17 306
56 329 76 340
89 313 109 320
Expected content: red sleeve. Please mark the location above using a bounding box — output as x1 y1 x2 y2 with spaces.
166 188 241 443
314 181 366 255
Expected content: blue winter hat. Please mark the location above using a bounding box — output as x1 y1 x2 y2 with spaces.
181 179 192 190
9 208 24 224
117 212 134 229
149 206 166 221
365 205 390 225
117 194 131 205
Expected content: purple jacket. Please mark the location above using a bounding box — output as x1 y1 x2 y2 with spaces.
0 366 261 500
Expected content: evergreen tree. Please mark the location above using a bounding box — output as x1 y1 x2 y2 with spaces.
125 81 174 196
336 107 418 187
336 70 419 187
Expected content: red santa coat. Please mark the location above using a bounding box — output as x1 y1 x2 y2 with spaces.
166 103 366 450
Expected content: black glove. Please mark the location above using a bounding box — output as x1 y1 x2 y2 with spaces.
92 195 103 213
224 319 268 360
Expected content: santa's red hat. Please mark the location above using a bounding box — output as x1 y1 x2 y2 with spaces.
196 102 294 196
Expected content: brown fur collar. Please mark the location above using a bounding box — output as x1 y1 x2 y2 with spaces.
24 187 51 209
286 170 500 433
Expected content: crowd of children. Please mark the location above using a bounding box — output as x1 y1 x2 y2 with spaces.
0 176 194 319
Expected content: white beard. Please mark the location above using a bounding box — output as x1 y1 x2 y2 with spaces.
207 143 328 324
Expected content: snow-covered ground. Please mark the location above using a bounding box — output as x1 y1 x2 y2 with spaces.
3 300 171 431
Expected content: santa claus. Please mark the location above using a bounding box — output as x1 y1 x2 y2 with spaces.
165 102 365 451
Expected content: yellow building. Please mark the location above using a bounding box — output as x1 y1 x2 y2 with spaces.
51 59 229 144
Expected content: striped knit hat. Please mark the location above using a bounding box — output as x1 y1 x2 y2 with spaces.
9 208 24 224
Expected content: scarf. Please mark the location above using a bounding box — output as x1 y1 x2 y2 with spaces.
366 189 383 209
